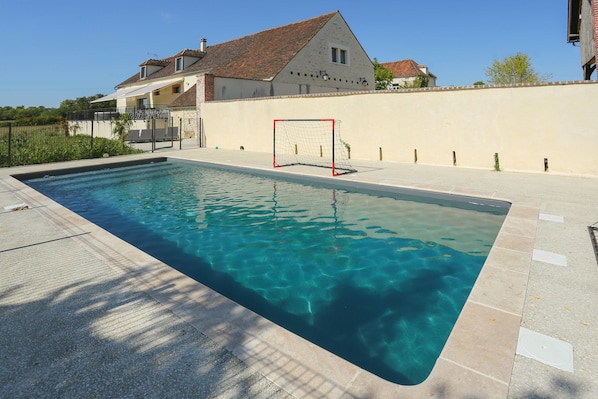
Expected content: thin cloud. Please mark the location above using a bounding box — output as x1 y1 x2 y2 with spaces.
160 12 175 23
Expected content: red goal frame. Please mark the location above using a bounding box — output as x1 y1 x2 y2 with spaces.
272 119 355 176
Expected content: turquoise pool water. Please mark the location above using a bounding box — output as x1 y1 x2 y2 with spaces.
23 159 509 385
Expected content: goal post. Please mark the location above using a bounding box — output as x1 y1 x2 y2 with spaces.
273 119 356 176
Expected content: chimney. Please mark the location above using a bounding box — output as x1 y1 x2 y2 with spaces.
200 38 207 52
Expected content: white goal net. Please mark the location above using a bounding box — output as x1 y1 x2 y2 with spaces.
273 119 356 176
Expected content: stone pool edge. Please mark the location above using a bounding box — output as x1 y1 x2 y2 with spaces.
4 153 534 399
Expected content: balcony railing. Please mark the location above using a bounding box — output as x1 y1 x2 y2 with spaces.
68 108 115 121
125 106 170 121
68 106 171 122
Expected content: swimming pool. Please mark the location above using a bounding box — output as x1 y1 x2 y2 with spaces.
22 159 509 385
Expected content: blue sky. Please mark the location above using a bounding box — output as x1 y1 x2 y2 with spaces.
0 0 581 108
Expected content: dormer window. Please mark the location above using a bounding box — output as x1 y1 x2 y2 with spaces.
139 59 170 78
175 57 183 72
173 49 205 73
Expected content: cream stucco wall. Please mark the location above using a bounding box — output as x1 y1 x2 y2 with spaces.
201 82 598 176
69 120 113 139
214 78 272 100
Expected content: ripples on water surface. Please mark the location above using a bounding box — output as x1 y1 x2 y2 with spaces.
25 160 509 385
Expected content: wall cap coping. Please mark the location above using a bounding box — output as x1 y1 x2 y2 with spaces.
206 80 598 104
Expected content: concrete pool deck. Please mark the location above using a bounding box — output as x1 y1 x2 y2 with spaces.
1 148 597 398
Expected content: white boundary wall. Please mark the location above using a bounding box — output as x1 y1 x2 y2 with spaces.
202 81 598 176
70 120 113 139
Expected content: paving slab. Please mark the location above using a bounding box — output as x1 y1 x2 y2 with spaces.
1 148 597 398
0 165 292 399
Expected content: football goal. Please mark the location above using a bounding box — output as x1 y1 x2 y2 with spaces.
273 119 356 176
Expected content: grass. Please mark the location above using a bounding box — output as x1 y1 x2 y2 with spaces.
0 125 144 167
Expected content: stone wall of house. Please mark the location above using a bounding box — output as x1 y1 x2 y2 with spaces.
170 108 198 139
201 81 598 176
276 12 374 92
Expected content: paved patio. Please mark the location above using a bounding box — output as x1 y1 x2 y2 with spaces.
1 147 597 398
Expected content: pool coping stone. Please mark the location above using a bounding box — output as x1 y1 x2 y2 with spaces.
1 148 597 399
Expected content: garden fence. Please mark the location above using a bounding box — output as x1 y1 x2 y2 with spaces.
0 122 119 168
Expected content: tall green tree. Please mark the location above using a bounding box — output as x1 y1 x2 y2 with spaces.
1 94 113 124
485 53 551 84
59 94 115 113
373 58 394 90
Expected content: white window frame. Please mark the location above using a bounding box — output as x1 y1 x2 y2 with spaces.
140 66 147 79
340 49 347 65
175 57 184 72
329 44 349 65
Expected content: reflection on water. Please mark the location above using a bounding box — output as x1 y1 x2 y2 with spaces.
25 160 508 385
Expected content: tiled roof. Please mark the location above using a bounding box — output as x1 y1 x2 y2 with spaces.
118 11 338 87
140 59 170 67
169 84 196 108
175 49 205 58
381 59 435 78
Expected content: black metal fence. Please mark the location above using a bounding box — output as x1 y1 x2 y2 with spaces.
0 121 166 167
67 108 116 121
589 223 598 265
0 122 95 167
67 107 187 151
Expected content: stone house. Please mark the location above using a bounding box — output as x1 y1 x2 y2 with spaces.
89 11 374 140
380 60 437 89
